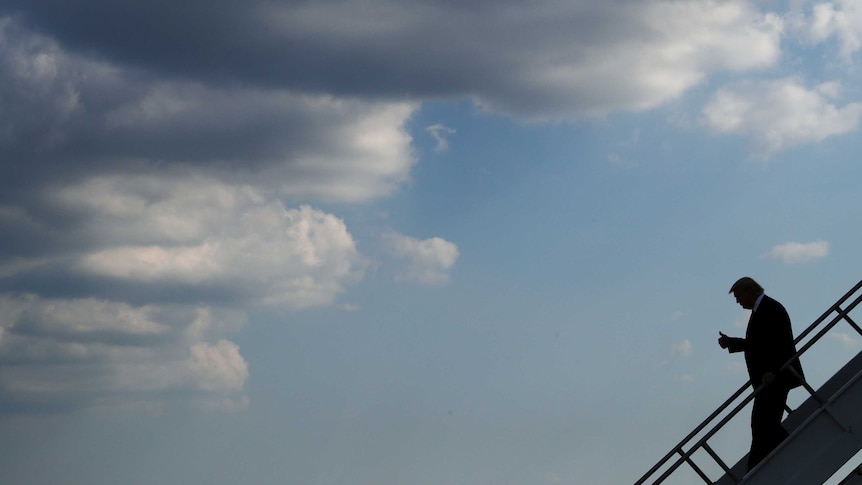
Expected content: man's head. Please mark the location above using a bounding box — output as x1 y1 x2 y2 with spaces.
729 276 764 310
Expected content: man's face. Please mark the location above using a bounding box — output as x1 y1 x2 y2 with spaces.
733 289 758 310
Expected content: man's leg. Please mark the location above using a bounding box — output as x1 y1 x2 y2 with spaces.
748 385 790 471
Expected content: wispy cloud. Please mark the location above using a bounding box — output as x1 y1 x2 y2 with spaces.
831 332 861 349
671 339 693 358
427 124 456 152
653 338 694 372
763 239 830 263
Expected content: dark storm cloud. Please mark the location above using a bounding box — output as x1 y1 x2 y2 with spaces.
0 18 417 206
1 0 503 94
0 0 784 201
1 1 781 116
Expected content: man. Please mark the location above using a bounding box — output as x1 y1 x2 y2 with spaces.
718 277 804 472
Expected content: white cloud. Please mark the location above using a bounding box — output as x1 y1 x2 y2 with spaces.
763 239 830 263
652 338 694 371
56 177 365 309
0 174 368 412
487 1 783 119
703 78 862 154
188 340 249 392
385 233 460 284
671 339 693 358
426 123 456 152
791 0 862 59
831 332 861 349
0 294 249 412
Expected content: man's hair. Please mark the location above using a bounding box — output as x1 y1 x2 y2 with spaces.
729 276 764 294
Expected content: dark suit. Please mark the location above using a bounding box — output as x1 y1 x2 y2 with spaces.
724 294 804 471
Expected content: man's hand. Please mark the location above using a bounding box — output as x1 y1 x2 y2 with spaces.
762 372 776 386
718 332 730 349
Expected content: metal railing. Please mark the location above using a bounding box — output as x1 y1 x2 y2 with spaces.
634 279 862 485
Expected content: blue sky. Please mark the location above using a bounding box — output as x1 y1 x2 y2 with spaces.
1 1 862 483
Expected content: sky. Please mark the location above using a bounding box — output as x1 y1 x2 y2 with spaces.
1 0 862 483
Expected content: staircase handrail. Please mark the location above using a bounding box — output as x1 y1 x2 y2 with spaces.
634 279 862 485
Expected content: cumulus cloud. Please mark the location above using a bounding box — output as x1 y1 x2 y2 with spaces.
188 340 249 392
0 176 366 309
490 1 782 119
790 0 862 59
0 18 417 203
77 184 361 308
703 78 862 154
0 1 782 121
385 233 460 284
0 174 366 412
0 295 249 413
0 11 408 415
763 239 830 263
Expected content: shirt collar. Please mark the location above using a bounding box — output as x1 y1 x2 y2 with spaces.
753 293 765 312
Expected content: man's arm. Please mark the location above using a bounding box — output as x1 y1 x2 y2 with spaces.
718 331 745 353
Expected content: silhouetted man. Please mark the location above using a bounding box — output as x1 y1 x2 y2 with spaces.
718 277 804 472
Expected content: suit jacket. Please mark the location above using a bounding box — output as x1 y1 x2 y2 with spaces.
726 295 804 390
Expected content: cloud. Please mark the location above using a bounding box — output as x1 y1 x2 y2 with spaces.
0 295 249 413
702 78 862 154
0 18 418 203
671 339 693 358
1 176 366 309
763 239 830 263
385 233 460 284
790 0 862 59
0 1 783 120
426 124 456 152
652 338 694 372
831 332 861 349
0 174 367 412
471 1 782 119
188 340 249 392
0 0 835 417
0 11 414 415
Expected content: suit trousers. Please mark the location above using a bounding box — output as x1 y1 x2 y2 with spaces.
747 384 790 471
